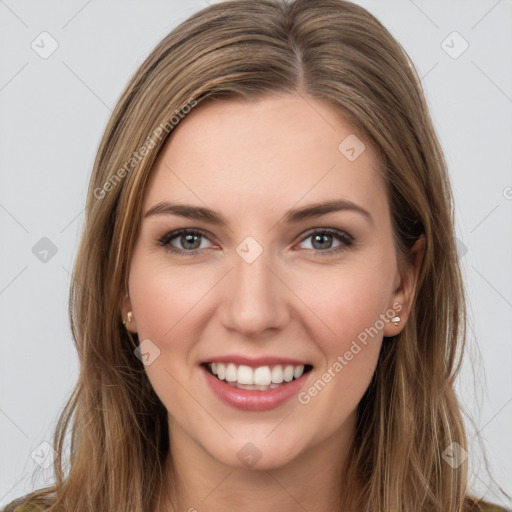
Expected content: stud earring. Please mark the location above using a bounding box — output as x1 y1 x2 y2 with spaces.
390 316 401 326
122 311 133 326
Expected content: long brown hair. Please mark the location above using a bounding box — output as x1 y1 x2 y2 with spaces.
5 0 503 511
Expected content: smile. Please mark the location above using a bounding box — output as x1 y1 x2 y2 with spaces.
201 361 314 411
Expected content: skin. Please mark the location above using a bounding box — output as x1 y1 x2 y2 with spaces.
122 93 423 512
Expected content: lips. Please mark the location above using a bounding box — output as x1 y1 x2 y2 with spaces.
200 357 313 411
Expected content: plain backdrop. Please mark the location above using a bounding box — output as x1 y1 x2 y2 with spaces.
1 0 511 508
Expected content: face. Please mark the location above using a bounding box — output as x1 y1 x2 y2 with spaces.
123 93 418 472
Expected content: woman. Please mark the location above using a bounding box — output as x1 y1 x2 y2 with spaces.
4 0 509 511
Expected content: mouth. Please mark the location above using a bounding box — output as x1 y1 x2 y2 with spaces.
201 362 314 391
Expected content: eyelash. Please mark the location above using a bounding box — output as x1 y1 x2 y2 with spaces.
157 228 354 257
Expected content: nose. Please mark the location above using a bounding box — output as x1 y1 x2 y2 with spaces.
217 249 290 338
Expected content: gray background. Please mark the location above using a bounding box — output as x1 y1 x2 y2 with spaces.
1 0 511 507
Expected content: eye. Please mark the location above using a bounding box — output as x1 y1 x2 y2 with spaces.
158 227 354 257
297 228 354 255
158 229 214 255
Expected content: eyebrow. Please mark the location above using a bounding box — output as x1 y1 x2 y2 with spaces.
144 199 374 226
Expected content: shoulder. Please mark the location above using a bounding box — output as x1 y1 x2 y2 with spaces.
1 507 42 512
469 500 511 512
0 503 46 512
1 508 36 512
1 492 54 512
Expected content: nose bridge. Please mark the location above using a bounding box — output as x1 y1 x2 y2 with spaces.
219 243 288 335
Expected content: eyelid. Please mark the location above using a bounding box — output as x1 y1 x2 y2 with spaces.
158 227 354 256
294 227 354 254
298 227 354 244
158 228 216 254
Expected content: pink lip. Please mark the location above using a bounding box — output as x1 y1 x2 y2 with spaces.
202 355 310 368
201 364 312 412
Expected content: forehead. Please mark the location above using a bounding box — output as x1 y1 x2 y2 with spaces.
144 94 386 222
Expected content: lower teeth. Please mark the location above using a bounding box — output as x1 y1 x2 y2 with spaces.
224 380 285 390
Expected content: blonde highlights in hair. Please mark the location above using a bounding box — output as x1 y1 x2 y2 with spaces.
6 1 496 511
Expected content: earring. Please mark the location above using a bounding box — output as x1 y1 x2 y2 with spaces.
390 316 401 326
122 311 133 326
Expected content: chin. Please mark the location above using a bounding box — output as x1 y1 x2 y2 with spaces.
205 434 308 472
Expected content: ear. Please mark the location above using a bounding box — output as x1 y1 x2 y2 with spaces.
120 294 138 333
383 235 425 337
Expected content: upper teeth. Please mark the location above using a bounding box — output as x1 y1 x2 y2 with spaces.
209 362 305 386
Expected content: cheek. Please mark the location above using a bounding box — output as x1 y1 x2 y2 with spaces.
292 257 394 354
284 262 389 439
128 252 216 343
127 253 212 416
